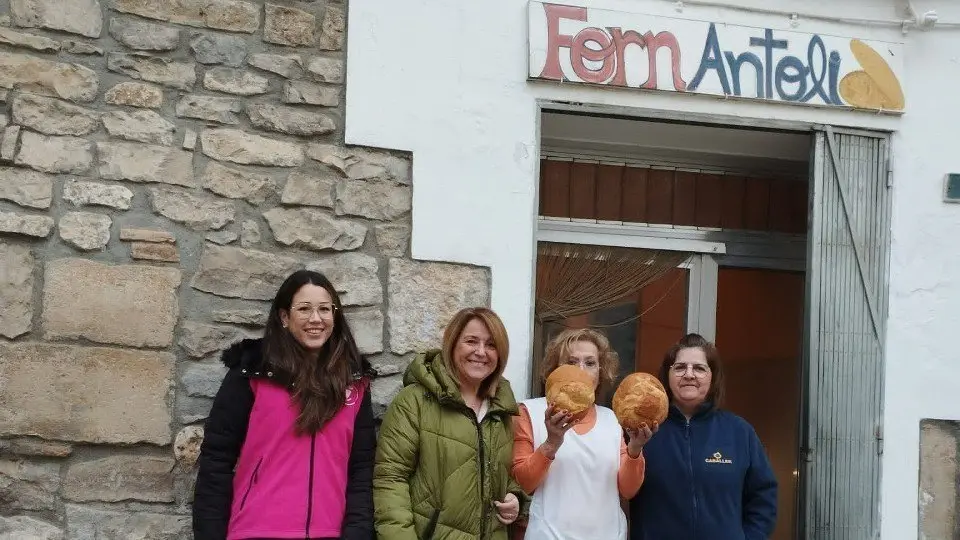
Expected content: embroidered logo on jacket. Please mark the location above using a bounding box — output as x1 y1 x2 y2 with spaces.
345 385 360 406
705 451 733 464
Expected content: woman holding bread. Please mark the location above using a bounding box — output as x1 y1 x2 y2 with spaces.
628 333 778 540
511 328 656 540
374 307 526 540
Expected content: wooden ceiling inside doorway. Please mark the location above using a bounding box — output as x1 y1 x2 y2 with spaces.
539 159 808 235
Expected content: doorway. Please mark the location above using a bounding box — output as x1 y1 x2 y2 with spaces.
533 110 892 540
533 111 809 539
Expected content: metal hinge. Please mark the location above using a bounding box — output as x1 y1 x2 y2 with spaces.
876 424 884 455
885 153 894 188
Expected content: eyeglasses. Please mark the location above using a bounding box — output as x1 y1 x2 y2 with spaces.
670 362 711 378
291 303 337 321
563 358 599 370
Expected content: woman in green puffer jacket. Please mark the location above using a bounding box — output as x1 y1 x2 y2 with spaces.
374 307 527 540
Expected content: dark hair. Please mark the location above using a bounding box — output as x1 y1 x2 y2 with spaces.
658 333 725 408
441 307 510 399
541 327 619 399
262 269 363 434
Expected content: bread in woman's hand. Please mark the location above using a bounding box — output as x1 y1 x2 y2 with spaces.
545 364 595 418
612 372 669 430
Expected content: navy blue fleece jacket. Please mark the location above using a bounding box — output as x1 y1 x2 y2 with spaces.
629 403 777 540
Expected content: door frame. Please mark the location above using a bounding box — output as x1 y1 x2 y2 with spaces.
532 104 896 540
533 113 813 540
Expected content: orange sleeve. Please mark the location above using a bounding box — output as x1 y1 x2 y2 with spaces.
511 404 553 494
617 435 646 499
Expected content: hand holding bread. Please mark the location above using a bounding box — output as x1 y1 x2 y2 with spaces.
540 404 574 459
624 423 658 458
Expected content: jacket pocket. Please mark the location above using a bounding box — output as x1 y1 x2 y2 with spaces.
238 457 263 510
422 508 440 540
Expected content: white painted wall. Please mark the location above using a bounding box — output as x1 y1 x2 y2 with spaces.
345 1 960 537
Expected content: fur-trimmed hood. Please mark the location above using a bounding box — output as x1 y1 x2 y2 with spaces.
221 338 264 370
220 337 373 386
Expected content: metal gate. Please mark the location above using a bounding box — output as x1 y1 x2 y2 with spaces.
802 126 892 539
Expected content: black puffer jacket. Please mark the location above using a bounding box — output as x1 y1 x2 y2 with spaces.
192 338 376 540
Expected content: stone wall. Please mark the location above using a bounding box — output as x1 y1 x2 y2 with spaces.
0 1 490 538
919 419 960 540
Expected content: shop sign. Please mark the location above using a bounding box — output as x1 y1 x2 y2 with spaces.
528 1 905 113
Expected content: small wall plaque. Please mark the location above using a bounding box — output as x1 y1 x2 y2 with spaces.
945 173 960 203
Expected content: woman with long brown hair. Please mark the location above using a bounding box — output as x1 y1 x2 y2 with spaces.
193 270 375 540
374 307 525 540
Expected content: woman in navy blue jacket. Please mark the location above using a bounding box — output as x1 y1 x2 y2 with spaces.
629 333 777 540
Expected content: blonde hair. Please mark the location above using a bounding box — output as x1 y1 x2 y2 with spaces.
541 327 619 398
441 307 510 398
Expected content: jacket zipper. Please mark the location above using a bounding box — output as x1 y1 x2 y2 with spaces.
423 508 441 540
239 457 263 510
305 433 317 539
685 418 697 537
475 417 487 539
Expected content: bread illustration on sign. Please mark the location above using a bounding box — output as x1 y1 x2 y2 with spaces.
839 39 905 111
612 372 669 430
545 364 596 419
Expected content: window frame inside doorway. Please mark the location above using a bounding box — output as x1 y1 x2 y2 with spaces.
536 220 721 341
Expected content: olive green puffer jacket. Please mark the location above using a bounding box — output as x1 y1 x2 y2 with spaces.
373 350 526 540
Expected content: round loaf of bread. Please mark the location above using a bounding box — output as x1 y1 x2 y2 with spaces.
612 372 669 430
545 364 595 417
